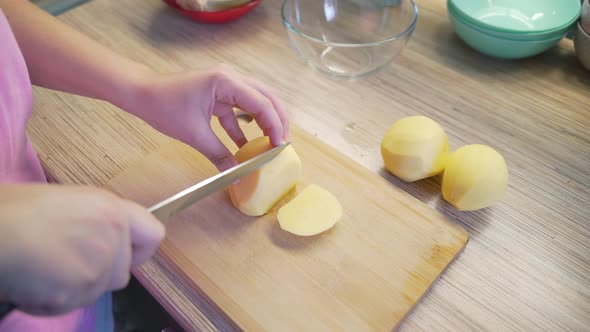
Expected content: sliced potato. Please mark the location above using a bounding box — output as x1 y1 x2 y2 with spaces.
277 184 342 236
229 137 302 216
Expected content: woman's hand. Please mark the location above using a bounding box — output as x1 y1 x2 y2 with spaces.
0 185 165 316
124 65 289 172
0 2 288 172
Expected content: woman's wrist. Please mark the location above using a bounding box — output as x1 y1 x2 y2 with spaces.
108 63 157 118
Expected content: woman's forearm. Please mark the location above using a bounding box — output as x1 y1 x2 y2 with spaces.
0 0 150 108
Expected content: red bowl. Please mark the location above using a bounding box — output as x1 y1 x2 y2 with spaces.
163 0 261 24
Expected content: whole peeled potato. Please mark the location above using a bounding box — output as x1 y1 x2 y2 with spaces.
442 144 508 211
381 116 449 182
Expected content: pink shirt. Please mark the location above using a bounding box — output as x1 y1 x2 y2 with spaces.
0 11 43 184
0 9 110 332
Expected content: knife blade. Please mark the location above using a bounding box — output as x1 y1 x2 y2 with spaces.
148 141 290 222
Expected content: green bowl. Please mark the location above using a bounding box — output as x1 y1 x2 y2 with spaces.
448 8 564 59
447 2 572 41
449 0 581 34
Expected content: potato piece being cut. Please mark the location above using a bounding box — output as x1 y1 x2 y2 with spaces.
277 184 342 236
229 137 302 216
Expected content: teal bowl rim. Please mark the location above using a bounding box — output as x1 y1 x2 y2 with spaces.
280 0 419 48
450 12 565 47
448 5 568 41
448 0 581 34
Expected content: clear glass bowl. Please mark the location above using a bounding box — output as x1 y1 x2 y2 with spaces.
281 0 418 79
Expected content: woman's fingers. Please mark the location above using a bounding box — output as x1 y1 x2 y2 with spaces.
215 104 248 148
125 201 165 266
193 125 239 172
214 70 284 146
244 77 290 141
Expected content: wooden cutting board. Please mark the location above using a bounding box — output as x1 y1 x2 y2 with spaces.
105 120 469 331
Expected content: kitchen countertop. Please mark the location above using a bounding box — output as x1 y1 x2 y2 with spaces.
28 0 590 330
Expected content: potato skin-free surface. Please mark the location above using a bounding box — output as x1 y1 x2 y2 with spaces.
277 184 342 236
229 137 302 216
381 116 449 182
442 144 508 211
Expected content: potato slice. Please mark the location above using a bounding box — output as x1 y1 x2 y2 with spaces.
277 184 342 236
229 137 302 216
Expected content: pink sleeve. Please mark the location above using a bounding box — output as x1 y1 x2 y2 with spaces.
0 9 44 183
0 9 106 332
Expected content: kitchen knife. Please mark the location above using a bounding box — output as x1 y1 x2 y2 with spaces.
148 141 290 222
0 143 292 320
0 144 291 321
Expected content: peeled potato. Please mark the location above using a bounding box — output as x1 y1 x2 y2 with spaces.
229 137 302 216
381 116 449 182
277 184 342 236
442 144 508 211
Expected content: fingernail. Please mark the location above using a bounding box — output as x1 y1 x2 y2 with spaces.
233 179 241 185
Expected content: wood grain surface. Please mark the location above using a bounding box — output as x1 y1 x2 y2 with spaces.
26 0 590 330
104 120 468 331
